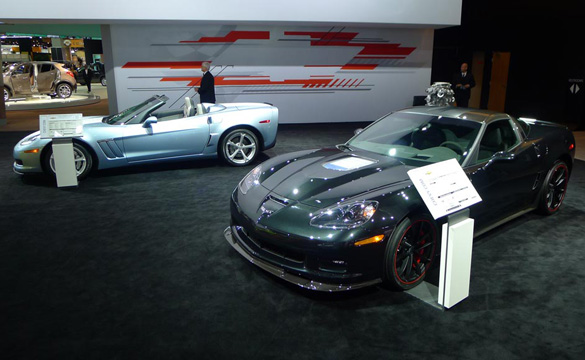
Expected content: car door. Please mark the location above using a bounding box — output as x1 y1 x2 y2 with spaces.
10 63 34 95
37 63 57 93
122 114 211 163
465 119 541 230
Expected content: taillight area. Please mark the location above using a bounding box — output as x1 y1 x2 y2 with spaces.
66 71 75 77
259 120 270 124
569 143 575 151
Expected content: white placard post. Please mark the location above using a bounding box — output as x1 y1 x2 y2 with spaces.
406 158 482 309
40 114 84 188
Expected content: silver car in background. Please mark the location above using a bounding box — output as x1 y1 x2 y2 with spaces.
13 95 279 179
3 61 77 101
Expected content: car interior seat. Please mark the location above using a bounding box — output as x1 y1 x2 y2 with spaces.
411 124 446 149
184 97 196 117
196 103 207 115
478 127 504 160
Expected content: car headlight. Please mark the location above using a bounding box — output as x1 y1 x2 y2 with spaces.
20 134 40 146
310 201 378 229
239 165 262 195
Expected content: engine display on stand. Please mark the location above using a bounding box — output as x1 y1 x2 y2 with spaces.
425 82 455 106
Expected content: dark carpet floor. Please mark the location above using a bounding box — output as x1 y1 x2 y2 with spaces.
1 124 585 360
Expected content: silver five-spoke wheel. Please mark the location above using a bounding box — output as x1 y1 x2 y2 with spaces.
221 129 259 166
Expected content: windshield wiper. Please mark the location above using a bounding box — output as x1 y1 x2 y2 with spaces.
336 144 354 151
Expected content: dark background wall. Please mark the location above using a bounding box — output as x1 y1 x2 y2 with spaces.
432 0 585 127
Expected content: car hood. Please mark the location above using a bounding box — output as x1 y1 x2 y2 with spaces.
260 148 413 208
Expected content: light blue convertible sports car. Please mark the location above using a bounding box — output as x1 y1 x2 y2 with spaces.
13 95 279 179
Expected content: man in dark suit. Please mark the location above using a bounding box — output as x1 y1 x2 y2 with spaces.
81 63 94 92
196 61 216 103
452 62 475 108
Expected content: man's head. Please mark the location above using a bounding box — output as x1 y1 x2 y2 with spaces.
460 63 469 73
201 62 210 72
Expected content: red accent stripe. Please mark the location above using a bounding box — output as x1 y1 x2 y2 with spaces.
160 76 335 88
180 31 269 43
123 61 207 69
341 64 378 70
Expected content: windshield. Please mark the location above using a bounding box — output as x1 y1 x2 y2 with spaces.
347 112 481 166
104 96 167 125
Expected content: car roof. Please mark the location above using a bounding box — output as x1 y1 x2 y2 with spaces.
399 106 512 124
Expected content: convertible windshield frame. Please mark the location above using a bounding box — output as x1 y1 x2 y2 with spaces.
104 95 169 125
346 112 482 167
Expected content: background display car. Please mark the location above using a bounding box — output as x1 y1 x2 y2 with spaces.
74 62 106 86
13 95 279 179
226 106 575 292
3 61 77 101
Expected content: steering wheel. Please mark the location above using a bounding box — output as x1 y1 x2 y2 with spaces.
440 141 465 155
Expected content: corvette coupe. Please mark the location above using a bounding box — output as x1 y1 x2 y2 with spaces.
13 95 278 179
225 106 575 292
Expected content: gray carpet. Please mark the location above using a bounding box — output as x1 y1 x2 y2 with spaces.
1 124 584 359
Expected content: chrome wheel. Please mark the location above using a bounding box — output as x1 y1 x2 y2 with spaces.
56 83 72 98
3 88 9 102
101 77 107 86
222 129 258 166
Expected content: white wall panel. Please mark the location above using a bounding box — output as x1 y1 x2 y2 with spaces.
1 0 461 28
108 24 433 124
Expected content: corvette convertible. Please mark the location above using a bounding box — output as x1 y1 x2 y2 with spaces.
13 95 278 179
225 106 575 292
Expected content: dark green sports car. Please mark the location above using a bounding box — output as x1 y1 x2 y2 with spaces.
225 106 575 291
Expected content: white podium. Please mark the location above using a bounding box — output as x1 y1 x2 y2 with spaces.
40 114 83 188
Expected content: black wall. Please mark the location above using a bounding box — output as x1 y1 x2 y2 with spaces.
432 0 585 126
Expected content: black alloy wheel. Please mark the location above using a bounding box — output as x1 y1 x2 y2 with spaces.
538 160 569 215
383 214 438 290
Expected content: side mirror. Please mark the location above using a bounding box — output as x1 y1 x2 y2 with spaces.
491 151 515 162
143 116 157 128
354 128 363 136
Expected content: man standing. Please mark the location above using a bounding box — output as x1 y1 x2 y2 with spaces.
196 61 216 103
452 62 475 108
82 63 94 93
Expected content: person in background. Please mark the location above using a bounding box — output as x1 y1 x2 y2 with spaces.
82 63 94 92
195 61 216 103
452 62 476 108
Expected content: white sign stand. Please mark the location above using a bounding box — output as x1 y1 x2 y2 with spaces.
40 114 84 188
406 159 481 310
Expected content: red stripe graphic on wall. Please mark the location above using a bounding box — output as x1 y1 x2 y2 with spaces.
180 31 270 43
159 76 365 89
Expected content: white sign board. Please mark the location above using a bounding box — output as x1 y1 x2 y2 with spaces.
407 158 481 220
40 114 83 139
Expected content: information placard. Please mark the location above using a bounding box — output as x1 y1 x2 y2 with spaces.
407 158 481 220
40 114 83 139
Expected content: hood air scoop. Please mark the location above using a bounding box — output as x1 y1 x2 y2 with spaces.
322 156 377 171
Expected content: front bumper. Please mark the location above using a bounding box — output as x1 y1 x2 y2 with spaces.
13 146 45 175
224 225 382 292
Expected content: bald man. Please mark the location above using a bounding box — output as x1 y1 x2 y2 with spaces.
452 62 475 108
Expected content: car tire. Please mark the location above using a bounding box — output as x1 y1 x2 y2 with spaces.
537 160 569 215
42 142 93 180
383 214 438 290
220 128 259 166
3 87 10 102
56 83 73 99
100 77 107 86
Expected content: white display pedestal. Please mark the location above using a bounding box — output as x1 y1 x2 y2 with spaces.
438 209 474 308
52 138 78 188
405 209 474 310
